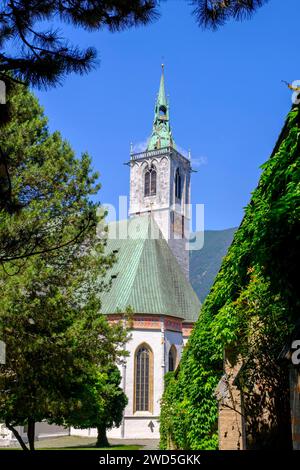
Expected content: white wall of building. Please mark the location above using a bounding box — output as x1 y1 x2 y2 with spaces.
107 323 186 440
0 423 69 447
73 321 187 441
109 326 164 439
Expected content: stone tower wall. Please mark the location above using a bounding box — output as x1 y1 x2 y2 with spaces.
129 149 191 279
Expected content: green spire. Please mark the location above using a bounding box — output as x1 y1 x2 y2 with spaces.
147 64 176 151
157 65 167 108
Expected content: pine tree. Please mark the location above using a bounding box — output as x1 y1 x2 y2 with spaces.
0 1 158 245
191 0 269 29
0 83 102 265
0 84 129 451
0 1 158 88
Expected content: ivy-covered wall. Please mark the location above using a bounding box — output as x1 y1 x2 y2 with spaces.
160 104 300 450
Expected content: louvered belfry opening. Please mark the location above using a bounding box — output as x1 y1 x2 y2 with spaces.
144 164 157 197
175 167 181 200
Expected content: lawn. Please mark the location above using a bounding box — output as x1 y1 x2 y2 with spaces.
0 436 145 450
49 446 141 450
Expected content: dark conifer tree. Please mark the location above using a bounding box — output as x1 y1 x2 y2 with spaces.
191 0 269 29
0 1 158 88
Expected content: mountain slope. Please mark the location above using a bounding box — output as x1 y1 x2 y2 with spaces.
189 228 237 303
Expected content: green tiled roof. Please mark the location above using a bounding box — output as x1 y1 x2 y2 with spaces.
100 214 201 322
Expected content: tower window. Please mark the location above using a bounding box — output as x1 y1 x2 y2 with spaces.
175 168 182 200
150 167 156 195
144 171 150 197
144 164 157 197
135 344 153 412
168 345 177 372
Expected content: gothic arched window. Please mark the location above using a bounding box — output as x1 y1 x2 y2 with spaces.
175 168 181 200
134 343 153 412
168 345 177 372
144 171 150 197
144 164 157 197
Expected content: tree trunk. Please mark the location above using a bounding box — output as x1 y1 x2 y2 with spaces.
5 421 29 451
27 419 35 451
96 426 109 447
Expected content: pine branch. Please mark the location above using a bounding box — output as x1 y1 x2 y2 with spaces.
0 1 158 88
191 0 269 29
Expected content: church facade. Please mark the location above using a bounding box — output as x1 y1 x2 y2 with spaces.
72 67 201 440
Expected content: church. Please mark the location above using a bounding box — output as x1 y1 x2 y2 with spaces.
0 66 201 445
72 66 201 440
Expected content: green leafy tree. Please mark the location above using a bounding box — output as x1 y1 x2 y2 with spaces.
0 254 128 451
65 366 128 448
0 84 129 451
160 103 300 449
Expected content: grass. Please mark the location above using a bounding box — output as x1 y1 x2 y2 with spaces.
0 445 141 451
0 436 144 450
47 445 141 450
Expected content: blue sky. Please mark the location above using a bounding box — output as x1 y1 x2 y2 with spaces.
36 0 299 230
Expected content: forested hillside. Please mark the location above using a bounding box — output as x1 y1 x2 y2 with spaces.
189 228 237 303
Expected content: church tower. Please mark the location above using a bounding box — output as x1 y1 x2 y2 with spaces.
129 65 191 279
